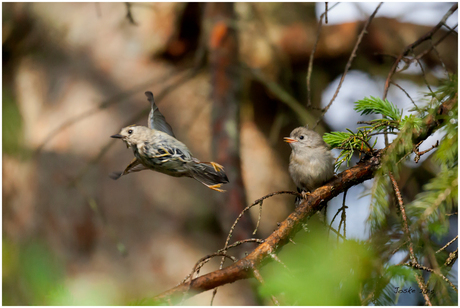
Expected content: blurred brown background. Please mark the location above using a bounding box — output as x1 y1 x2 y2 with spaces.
2 2 457 305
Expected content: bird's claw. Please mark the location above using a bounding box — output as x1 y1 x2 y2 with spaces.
206 183 226 192
210 162 225 172
301 191 311 199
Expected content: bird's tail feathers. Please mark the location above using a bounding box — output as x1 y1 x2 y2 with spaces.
189 162 229 192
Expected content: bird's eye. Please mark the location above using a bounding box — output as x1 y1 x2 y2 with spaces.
128 129 133 134
299 135 304 140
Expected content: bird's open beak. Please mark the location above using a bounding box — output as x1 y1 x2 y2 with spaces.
284 137 297 143
111 134 123 139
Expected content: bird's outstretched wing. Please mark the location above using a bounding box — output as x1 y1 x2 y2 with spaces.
145 91 175 137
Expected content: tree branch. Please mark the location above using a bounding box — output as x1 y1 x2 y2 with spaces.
151 95 456 305
152 153 380 304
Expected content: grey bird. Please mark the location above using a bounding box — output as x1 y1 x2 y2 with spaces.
284 126 334 200
110 92 229 192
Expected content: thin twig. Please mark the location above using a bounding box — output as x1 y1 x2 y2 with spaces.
355 134 374 153
436 235 458 254
444 248 458 267
212 190 300 304
306 2 340 107
221 191 301 263
180 252 237 305
383 3 458 100
390 81 419 112
328 190 348 241
125 2 138 25
314 2 382 129
441 22 458 34
253 201 263 235
367 132 398 138
190 252 238 283
385 5 456 149
336 190 348 243
416 24 458 61
429 39 448 75
414 140 439 163
325 2 328 24
328 206 343 240
268 249 291 273
179 238 265 289
327 224 346 240
413 57 435 96
396 140 424 165
356 120 399 126
397 254 411 266
391 240 409 255
389 172 432 306
253 269 280 306
404 262 458 293
341 193 347 239
389 173 414 261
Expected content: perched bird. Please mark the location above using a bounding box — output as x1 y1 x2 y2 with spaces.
284 126 334 200
110 92 229 192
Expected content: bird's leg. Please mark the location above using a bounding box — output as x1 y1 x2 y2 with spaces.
110 158 147 180
123 158 148 175
203 183 226 193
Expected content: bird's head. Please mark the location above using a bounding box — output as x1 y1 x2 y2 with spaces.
284 127 326 152
111 125 148 148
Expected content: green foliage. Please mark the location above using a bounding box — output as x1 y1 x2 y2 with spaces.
354 96 402 122
408 165 458 238
322 131 354 149
324 76 458 233
366 265 417 306
425 269 458 305
3 239 68 305
323 97 411 171
433 95 458 167
399 114 423 131
3 238 127 305
367 175 392 231
259 230 375 305
324 131 357 169
427 73 458 103
322 75 457 305
323 129 374 170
